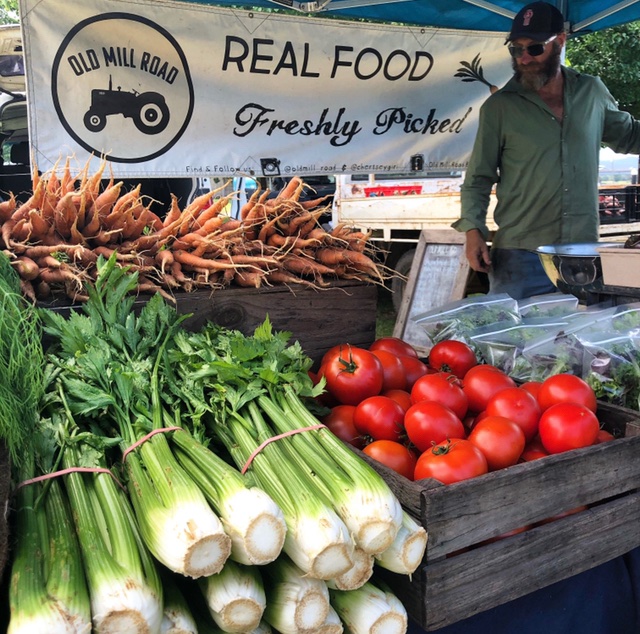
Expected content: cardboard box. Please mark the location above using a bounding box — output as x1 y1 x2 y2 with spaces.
359 402 640 631
598 246 640 288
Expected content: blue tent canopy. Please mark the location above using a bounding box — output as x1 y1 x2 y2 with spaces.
179 0 640 34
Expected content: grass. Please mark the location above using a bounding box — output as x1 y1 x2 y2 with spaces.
376 287 397 339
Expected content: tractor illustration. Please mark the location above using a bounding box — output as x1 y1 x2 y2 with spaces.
83 76 170 134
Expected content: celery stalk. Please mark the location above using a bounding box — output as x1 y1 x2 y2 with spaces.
8 478 91 634
326 546 374 591
61 444 163 633
213 403 355 580
260 388 403 555
160 573 198 634
263 555 331 633
374 511 427 576
199 559 266 633
171 429 286 566
330 582 408 634
124 434 232 579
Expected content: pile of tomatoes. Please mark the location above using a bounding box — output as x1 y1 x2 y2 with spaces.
315 337 614 483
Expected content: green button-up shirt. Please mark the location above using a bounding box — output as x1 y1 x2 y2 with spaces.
454 66 640 250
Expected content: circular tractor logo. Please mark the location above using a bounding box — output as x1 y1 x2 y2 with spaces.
52 13 194 163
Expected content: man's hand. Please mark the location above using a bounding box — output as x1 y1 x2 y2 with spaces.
465 229 491 273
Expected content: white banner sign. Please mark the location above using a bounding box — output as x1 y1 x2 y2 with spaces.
20 0 513 178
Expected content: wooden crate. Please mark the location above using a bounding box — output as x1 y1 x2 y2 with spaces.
41 280 378 369
363 402 640 631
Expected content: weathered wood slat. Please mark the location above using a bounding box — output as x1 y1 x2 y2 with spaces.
363 402 640 631
42 281 378 368
418 492 640 630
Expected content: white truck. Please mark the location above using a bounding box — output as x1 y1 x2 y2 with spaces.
331 171 497 309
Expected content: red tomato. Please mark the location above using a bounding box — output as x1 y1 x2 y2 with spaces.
362 440 417 480
462 366 516 413
398 355 431 391
468 415 526 471
520 434 549 462
321 405 365 449
370 349 407 392
353 395 406 441
428 340 478 379
519 435 549 462
414 438 488 484
322 346 384 406
537 374 597 413
595 428 616 443
485 387 541 442
479 524 531 545
382 389 413 413
411 372 468 420
320 343 349 368
403 401 466 452
464 364 503 376
520 381 543 401
370 336 419 358
536 505 588 526
519 446 549 462
538 402 600 454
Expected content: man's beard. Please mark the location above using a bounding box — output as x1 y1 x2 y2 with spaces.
512 42 562 91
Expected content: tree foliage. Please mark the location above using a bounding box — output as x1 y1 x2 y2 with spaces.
0 0 18 25
567 23 640 119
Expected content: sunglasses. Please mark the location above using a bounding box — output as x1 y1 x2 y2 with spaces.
508 35 557 58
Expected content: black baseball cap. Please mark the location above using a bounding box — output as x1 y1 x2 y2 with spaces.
507 2 565 42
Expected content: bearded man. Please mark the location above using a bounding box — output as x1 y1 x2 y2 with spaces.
453 1 640 299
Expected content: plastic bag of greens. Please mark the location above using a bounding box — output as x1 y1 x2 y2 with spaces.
518 304 635 381
517 293 580 321
578 330 640 411
470 319 569 381
413 294 520 346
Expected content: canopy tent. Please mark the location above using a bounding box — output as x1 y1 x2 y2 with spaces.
176 0 640 35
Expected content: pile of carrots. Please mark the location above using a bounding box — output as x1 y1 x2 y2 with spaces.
0 158 386 304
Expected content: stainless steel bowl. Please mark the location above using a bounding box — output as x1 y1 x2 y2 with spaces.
536 242 621 296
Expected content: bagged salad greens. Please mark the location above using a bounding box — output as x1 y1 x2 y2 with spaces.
470 319 569 381
517 293 580 321
579 330 640 411
413 293 520 347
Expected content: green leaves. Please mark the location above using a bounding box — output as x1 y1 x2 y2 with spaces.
0 252 45 469
567 23 640 118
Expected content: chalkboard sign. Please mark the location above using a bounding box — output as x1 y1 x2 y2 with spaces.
393 230 470 355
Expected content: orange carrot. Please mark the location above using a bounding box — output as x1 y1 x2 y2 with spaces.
275 176 303 201
173 250 241 270
0 193 16 223
267 233 321 250
20 278 36 303
240 186 262 221
91 181 123 223
28 208 51 239
281 254 336 277
59 157 76 195
11 255 40 281
155 248 175 274
163 194 182 227
53 191 77 239
233 269 265 288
